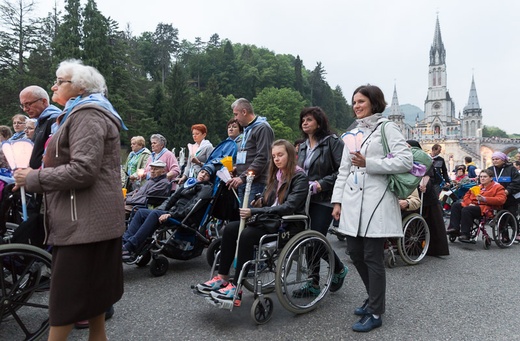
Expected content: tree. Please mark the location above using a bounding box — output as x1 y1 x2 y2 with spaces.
0 0 39 86
163 62 193 149
482 126 508 138
154 23 179 86
82 0 111 76
252 87 307 141
52 0 82 62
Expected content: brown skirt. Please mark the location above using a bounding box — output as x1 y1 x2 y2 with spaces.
49 237 124 326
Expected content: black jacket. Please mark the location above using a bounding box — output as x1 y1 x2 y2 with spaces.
157 181 213 223
30 105 61 169
487 163 520 207
297 135 344 204
250 171 309 217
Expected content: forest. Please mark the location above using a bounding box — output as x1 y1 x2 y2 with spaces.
0 0 355 152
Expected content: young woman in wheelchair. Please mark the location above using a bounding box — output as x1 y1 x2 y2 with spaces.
446 169 507 242
196 139 308 305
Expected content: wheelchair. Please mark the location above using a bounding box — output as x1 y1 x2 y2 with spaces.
0 243 52 341
123 197 215 276
448 209 518 249
194 188 335 325
386 212 430 268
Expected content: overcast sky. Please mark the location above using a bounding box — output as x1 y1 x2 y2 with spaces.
37 0 520 134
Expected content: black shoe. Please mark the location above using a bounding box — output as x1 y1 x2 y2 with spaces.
446 228 459 235
458 235 473 243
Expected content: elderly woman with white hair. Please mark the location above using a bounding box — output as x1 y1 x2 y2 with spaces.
13 59 126 341
142 133 180 190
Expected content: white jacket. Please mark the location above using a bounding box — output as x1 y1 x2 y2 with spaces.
331 114 413 238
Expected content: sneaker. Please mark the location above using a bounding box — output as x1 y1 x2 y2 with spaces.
292 280 321 298
122 246 134 262
352 314 382 332
354 299 369 316
196 276 228 294
329 265 348 292
210 282 242 307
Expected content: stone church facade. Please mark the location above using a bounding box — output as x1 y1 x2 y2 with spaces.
387 16 520 172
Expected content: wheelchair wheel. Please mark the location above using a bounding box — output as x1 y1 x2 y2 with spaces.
0 243 51 341
275 231 334 315
206 237 221 267
492 210 518 248
242 249 277 294
398 214 430 265
250 296 274 325
150 256 169 277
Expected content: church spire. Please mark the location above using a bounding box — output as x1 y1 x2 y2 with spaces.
464 74 480 110
389 84 403 117
429 15 446 66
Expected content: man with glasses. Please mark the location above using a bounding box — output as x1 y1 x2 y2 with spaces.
11 86 61 246
19 85 61 169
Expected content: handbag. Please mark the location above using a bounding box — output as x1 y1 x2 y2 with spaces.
246 213 281 233
380 122 432 199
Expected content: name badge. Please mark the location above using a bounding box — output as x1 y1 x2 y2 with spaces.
236 151 247 164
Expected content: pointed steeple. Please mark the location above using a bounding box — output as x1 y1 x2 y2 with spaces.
464 75 480 110
389 84 403 117
429 15 446 66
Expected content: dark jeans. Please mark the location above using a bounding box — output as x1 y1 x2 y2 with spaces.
218 221 270 284
308 203 344 280
448 201 481 236
123 208 167 251
346 236 386 315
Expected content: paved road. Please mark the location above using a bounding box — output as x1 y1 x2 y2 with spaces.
4 233 520 341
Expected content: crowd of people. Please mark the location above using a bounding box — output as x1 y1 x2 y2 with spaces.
3 59 520 339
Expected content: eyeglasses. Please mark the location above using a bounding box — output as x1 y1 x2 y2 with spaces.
19 98 42 110
54 79 73 86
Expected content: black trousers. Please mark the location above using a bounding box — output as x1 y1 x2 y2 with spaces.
346 236 386 315
308 203 344 279
448 201 481 236
218 221 269 284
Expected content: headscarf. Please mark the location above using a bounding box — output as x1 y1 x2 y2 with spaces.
492 151 508 162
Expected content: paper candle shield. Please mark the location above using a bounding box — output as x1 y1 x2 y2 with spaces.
342 130 364 152
2 139 34 170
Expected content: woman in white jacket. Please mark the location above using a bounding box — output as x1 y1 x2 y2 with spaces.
331 84 412 332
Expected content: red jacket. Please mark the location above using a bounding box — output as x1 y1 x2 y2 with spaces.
462 181 507 216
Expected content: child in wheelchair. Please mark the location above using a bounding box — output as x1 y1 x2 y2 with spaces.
195 139 308 306
122 166 214 260
446 169 506 242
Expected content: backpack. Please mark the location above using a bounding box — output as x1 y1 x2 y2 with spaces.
381 121 433 199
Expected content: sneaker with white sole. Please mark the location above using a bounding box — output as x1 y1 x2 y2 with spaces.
210 282 242 306
196 276 228 294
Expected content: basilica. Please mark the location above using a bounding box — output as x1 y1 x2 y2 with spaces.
386 16 519 171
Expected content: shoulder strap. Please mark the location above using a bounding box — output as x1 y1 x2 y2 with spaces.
379 121 390 155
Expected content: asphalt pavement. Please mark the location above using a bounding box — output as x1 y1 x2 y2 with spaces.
63 233 520 341
3 231 520 341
